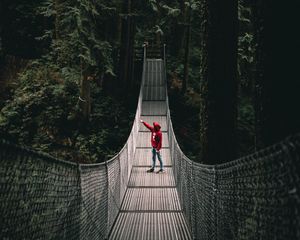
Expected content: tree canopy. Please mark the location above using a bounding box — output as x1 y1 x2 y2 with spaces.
0 0 299 164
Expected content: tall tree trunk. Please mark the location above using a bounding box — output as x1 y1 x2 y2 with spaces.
124 16 130 85
119 16 127 87
253 1 300 149
155 0 162 48
0 0 4 91
0 0 5 60
177 0 186 53
54 0 61 40
253 0 272 149
0 0 2 55
119 0 135 95
199 0 238 164
182 7 191 94
79 71 91 122
128 17 136 89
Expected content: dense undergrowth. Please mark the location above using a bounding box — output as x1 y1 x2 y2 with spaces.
0 0 257 165
167 58 255 162
0 61 254 164
0 63 136 163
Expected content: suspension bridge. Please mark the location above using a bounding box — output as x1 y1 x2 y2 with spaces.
0 46 299 240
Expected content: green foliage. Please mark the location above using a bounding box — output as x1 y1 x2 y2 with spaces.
0 63 79 149
238 0 255 91
0 63 133 163
148 0 159 12
161 5 181 17
38 0 115 75
167 46 201 93
0 0 258 164
237 97 255 155
0 0 138 164
237 0 256 156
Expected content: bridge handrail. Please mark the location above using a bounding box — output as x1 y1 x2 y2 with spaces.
163 45 300 239
1 45 299 240
0 46 147 240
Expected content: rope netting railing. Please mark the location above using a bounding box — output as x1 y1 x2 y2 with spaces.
1 45 300 240
163 49 300 239
0 48 148 240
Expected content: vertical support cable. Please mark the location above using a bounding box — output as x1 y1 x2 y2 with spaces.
163 44 166 61
105 160 109 239
143 45 147 62
118 154 121 208
77 163 82 240
213 167 218 240
190 161 195 238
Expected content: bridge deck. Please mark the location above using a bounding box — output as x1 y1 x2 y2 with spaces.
109 59 191 240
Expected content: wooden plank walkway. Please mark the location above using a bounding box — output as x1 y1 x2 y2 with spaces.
109 59 191 240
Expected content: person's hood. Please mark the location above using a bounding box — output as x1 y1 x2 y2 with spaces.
153 122 161 131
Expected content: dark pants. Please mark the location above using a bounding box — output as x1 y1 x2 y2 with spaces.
152 148 164 170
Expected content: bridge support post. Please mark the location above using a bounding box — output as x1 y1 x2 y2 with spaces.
77 164 82 240
105 161 110 239
213 167 218 240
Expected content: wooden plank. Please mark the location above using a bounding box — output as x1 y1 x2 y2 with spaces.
121 188 181 211
144 70 164 86
144 60 164 87
133 148 171 167
145 59 159 73
141 101 167 116
143 86 166 101
109 212 192 240
136 132 169 148
108 56 192 240
128 167 175 187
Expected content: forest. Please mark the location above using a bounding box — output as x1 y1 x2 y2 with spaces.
0 0 299 164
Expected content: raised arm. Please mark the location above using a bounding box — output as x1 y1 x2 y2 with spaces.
140 120 153 131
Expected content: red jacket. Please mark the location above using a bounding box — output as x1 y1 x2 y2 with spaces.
142 121 162 151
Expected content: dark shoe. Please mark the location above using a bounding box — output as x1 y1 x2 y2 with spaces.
147 168 154 173
156 169 164 173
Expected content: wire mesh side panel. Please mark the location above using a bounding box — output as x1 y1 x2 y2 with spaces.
163 44 300 239
80 164 108 240
161 44 300 239
0 143 81 240
119 146 128 202
168 129 300 239
215 137 300 240
173 146 182 192
181 156 194 236
107 156 121 231
127 134 134 177
192 164 216 239
0 47 148 240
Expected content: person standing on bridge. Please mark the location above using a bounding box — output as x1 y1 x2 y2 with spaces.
140 119 164 173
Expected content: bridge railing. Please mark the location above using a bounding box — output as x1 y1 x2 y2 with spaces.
0 47 147 240
163 45 300 240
